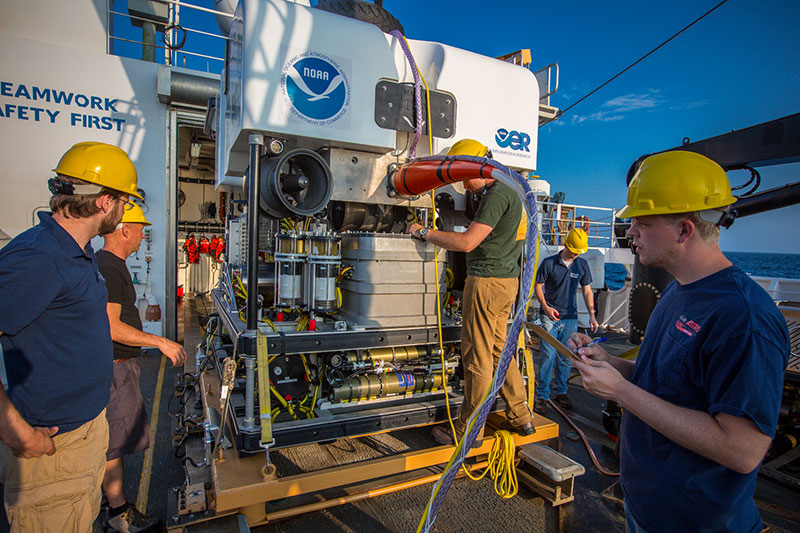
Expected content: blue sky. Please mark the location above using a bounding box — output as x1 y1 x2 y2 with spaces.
386 0 800 253
112 0 800 253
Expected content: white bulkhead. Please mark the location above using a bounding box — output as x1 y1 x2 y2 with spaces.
221 0 540 181
0 0 169 336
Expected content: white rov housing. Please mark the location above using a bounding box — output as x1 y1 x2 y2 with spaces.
220 0 540 187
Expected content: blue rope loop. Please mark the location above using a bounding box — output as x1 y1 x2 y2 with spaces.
413 155 538 532
390 30 423 159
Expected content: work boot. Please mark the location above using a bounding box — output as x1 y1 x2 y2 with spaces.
106 504 162 533
553 393 573 410
501 419 536 436
533 397 548 415
431 424 483 449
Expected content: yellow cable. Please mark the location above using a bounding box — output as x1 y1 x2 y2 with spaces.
408 38 517 500
310 381 319 412
299 354 312 380
404 41 457 442
404 37 524 529
419 239 537 529
336 266 352 282
270 385 298 420
522 234 541 408
461 430 519 498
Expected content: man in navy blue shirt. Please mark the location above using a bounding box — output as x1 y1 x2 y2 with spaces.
0 142 140 532
570 151 789 533
533 228 598 414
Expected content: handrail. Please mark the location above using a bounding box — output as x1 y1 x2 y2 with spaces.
107 0 227 69
159 0 234 19
533 63 559 102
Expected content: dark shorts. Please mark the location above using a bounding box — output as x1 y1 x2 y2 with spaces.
105 358 150 460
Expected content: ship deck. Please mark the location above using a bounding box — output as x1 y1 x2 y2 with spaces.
2 294 799 532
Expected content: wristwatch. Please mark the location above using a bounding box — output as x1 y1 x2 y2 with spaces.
416 228 429 240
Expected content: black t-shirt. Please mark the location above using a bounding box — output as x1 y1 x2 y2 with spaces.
97 250 142 359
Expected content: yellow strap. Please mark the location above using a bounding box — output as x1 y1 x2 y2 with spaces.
256 330 273 444
619 345 640 360
520 329 535 409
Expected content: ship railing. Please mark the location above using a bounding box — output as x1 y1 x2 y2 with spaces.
750 276 800 305
107 0 228 71
536 200 619 254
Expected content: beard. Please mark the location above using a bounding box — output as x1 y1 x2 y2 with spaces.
97 202 125 235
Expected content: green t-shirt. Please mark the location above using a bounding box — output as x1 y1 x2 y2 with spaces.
466 181 523 278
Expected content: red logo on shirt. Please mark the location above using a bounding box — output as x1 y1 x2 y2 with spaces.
675 315 702 337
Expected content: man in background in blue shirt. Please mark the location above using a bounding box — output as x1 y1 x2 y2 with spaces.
0 142 140 532
533 228 598 414
570 151 789 532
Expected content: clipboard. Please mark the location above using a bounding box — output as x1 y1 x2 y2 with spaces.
525 322 581 362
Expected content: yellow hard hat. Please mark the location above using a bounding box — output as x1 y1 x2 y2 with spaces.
120 202 151 226
53 142 142 199
617 151 735 219
447 139 489 157
565 228 588 254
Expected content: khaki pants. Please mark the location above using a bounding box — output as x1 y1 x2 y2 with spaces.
454 276 532 441
0 410 109 533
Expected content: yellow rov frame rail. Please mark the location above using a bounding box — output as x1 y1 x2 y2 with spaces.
170 358 559 529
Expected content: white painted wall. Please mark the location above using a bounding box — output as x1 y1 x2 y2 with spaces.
0 1 169 334
0 0 108 53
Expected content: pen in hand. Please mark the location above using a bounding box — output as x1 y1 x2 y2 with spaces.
575 336 607 353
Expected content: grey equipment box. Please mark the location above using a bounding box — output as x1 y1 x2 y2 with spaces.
338 233 446 328
517 442 585 505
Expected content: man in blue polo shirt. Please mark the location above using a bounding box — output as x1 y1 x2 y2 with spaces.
534 228 598 414
570 151 789 532
0 142 140 532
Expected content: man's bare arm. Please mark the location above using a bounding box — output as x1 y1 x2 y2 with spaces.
574 356 771 473
407 221 493 253
106 303 187 366
0 386 57 458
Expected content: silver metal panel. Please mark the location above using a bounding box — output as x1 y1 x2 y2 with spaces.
344 259 445 285
341 233 444 262
326 148 432 207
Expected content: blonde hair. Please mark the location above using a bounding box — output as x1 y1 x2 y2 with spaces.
663 212 720 242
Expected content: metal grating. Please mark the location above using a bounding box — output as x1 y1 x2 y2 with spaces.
782 308 800 381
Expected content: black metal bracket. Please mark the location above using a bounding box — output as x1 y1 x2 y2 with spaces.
375 80 456 138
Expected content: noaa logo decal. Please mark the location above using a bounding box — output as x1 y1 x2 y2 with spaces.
495 128 531 152
281 53 350 125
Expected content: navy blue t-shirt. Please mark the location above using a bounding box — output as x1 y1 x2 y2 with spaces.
0 212 113 433
535 253 592 319
621 266 788 532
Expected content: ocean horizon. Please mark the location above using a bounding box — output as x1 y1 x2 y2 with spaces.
604 251 800 290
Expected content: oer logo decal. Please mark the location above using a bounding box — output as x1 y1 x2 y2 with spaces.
495 128 531 152
281 53 350 125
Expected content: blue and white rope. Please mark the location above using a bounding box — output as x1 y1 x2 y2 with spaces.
410 155 538 532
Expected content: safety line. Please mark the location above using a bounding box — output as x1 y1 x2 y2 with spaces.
136 355 167 513
540 0 730 127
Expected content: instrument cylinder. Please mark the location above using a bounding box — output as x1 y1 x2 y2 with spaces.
329 372 444 403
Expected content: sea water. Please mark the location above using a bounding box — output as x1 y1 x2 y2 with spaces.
604 252 800 290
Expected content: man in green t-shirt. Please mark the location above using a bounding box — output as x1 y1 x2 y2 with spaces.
407 139 534 446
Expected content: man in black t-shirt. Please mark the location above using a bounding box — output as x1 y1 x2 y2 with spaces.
97 202 187 532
